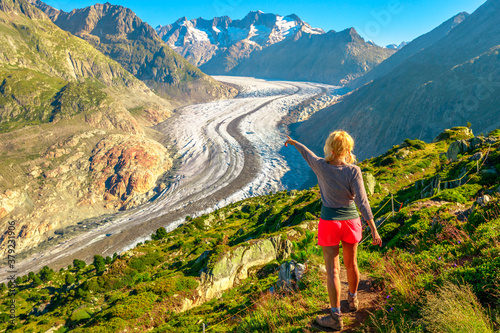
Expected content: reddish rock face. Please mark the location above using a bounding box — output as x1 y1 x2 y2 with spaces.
89 134 172 207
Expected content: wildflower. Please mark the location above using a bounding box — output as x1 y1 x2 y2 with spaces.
438 256 441 260
389 307 394 312
386 295 390 299
458 241 461 244
453 263 457 267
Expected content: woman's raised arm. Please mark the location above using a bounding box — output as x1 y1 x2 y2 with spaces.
284 136 322 171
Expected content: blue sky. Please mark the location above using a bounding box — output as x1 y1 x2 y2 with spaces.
44 0 486 46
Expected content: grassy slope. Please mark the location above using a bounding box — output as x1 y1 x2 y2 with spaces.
1 127 500 332
0 2 173 133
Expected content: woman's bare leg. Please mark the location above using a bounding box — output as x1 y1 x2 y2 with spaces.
322 245 341 308
341 241 359 294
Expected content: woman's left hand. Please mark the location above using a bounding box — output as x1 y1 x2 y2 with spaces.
284 135 296 147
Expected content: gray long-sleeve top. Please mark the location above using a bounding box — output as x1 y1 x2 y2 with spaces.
294 141 374 220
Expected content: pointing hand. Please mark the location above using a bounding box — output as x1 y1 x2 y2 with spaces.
284 135 296 147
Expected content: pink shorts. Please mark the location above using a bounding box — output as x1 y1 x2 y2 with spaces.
317 217 362 246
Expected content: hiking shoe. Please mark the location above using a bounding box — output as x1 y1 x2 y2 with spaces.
315 308 343 331
348 292 359 312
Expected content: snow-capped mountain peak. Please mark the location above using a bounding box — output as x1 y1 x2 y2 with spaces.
156 11 324 67
386 41 408 50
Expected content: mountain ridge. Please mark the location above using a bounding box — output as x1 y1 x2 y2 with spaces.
225 26 395 85
295 1 500 160
31 0 237 104
349 11 470 89
157 11 325 70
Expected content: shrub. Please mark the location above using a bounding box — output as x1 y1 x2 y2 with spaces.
152 227 168 240
65 273 75 285
128 258 147 272
39 265 54 282
404 138 426 150
434 184 482 203
93 255 106 274
488 128 500 137
73 259 86 271
434 189 467 203
70 309 91 323
381 156 398 166
304 212 316 220
33 275 43 286
108 292 158 320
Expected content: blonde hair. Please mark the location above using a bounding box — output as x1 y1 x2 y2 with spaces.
324 130 356 164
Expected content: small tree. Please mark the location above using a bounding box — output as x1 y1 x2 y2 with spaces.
93 255 106 274
39 266 54 282
65 273 75 286
467 121 472 128
73 259 86 271
152 227 168 240
33 275 43 287
0 283 6 292
28 272 35 281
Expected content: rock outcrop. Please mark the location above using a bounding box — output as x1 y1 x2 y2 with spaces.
0 130 173 258
199 234 292 300
277 259 307 290
89 134 172 209
363 172 376 196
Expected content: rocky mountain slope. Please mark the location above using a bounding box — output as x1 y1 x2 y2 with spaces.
30 0 237 104
2 127 499 332
349 11 469 89
159 11 394 85
0 0 175 258
227 27 396 86
157 11 324 70
295 0 500 160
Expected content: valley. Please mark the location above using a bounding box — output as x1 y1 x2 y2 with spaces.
0 76 339 283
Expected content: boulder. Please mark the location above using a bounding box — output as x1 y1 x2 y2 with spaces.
277 260 297 291
446 140 469 161
277 260 308 291
363 172 376 196
469 136 485 150
485 136 498 145
200 234 292 300
469 152 483 161
477 195 491 207
481 168 497 175
432 127 473 143
395 148 410 160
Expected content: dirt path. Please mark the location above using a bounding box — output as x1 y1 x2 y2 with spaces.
306 268 380 332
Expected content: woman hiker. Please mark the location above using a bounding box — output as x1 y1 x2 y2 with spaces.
284 130 382 331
